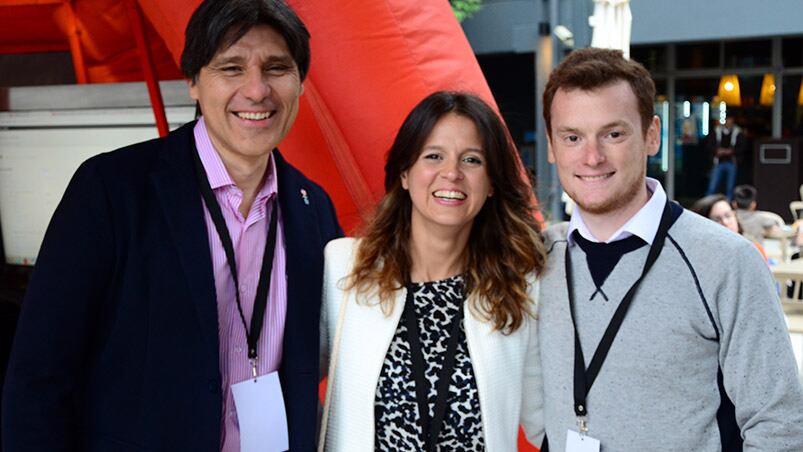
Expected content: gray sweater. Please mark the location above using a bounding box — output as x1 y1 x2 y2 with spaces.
538 209 803 451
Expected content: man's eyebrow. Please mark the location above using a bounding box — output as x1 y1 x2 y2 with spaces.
600 120 631 130
555 126 582 134
209 55 245 66
209 54 295 67
264 55 295 65
554 121 632 134
210 55 294 64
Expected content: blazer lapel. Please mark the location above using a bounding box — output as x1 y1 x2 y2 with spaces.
336 288 405 449
464 303 493 438
346 288 405 379
151 124 219 366
274 150 321 369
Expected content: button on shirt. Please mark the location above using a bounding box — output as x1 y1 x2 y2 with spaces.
568 177 667 245
194 118 287 452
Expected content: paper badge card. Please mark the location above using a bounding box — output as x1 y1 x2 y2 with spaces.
231 371 289 452
565 430 601 452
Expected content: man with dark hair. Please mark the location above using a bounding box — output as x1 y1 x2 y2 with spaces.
705 115 746 200
538 47 803 451
732 184 757 210
2 0 341 450
732 184 782 245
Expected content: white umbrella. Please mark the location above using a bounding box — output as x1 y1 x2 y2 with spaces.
589 0 632 59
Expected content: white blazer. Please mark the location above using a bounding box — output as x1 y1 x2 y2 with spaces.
319 237 544 451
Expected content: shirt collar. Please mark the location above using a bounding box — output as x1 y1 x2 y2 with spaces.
567 178 666 245
193 117 279 201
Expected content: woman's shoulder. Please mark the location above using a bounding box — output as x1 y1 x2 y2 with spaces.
323 237 365 291
323 238 359 311
325 237 360 262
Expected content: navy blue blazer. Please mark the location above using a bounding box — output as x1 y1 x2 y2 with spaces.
2 121 342 451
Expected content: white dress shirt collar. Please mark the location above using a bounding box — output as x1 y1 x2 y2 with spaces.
567 178 667 245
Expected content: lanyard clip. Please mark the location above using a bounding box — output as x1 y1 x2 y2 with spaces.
576 415 589 435
250 358 258 382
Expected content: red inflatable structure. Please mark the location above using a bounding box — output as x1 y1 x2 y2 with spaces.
0 1 539 449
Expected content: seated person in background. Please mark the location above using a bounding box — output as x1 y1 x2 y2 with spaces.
792 219 803 252
692 193 768 261
732 184 783 245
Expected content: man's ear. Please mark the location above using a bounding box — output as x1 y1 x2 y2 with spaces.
188 79 199 101
646 115 661 157
547 134 556 164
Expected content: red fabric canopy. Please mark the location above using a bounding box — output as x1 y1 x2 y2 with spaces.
0 0 180 80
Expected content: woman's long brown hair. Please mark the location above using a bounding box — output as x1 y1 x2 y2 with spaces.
345 91 547 333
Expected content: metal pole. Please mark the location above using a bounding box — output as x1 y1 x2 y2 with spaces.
772 37 782 138
535 23 553 221
666 79 676 200
63 1 88 84
126 0 169 137
547 0 562 222
665 44 676 200
535 0 563 224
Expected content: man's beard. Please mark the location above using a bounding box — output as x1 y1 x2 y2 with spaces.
569 169 646 216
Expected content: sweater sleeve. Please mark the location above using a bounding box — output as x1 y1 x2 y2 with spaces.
716 241 803 451
520 279 546 446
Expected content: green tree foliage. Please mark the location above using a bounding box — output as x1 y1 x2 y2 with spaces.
450 0 483 22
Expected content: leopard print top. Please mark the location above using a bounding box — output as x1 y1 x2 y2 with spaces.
374 275 485 451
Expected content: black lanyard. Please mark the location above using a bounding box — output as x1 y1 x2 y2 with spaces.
566 201 673 431
403 282 465 452
192 149 279 378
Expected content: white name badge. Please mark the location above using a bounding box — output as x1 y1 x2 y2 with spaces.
231 371 289 452
566 429 601 452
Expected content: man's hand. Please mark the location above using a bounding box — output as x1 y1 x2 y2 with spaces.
716 147 733 157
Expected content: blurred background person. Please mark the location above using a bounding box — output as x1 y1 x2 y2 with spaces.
319 91 547 451
705 115 746 200
692 193 768 261
732 184 783 246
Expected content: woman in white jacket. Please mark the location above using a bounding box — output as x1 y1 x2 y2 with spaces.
320 91 547 451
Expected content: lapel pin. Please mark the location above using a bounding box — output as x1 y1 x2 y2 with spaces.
300 188 310 205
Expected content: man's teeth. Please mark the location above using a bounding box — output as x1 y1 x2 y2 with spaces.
580 174 612 181
237 111 270 120
434 190 466 200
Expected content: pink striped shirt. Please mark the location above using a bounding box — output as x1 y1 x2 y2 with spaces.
193 118 288 452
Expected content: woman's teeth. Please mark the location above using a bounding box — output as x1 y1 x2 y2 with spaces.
434 190 466 200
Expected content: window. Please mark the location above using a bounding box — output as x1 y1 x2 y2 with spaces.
631 45 666 72
783 37 803 68
781 75 803 138
677 42 719 69
724 39 771 68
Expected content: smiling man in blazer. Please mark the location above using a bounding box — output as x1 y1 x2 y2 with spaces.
2 1 341 450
